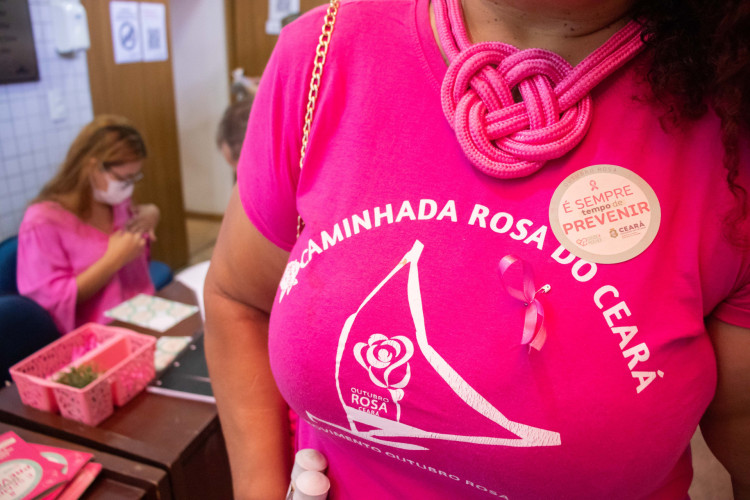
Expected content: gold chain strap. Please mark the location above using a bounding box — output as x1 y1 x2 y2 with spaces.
298 0 340 238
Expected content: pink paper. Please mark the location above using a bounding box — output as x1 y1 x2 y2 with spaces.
0 432 66 500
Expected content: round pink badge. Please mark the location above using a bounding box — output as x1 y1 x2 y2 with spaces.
549 165 661 264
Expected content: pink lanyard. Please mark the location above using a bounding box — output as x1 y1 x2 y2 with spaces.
434 0 645 179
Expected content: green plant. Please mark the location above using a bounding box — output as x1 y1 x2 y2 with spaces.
56 365 100 388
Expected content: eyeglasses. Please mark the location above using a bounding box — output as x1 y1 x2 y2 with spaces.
102 165 144 187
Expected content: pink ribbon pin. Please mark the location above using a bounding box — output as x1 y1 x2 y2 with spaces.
498 255 550 351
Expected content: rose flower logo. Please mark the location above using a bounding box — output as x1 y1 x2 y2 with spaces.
354 334 415 412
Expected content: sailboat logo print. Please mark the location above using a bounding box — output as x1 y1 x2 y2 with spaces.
306 240 561 451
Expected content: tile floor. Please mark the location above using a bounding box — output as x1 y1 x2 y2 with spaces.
184 217 734 498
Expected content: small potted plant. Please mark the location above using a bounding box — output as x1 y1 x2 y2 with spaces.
55 365 101 389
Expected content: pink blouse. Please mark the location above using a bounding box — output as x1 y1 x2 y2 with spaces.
17 201 154 334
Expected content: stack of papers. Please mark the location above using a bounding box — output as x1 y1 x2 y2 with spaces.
154 336 193 372
104 294 198 332
0 431 101 499
148 334 215 404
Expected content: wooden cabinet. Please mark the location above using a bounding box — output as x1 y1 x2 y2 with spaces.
82 0 189 270
224 0 328 79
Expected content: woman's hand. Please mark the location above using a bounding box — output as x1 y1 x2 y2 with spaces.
127 203 160 240
76 230 147 303
104 230 147 269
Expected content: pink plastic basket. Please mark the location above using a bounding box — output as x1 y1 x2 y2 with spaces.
9 323 156 426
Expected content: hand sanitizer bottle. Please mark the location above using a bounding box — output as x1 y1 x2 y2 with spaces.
293 470 331 500
286 448 328 500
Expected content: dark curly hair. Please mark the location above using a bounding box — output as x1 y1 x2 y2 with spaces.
632 0 750 245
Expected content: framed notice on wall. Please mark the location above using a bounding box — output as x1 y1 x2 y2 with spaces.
0 0 40 84
109 1 169 64
265 0 300 35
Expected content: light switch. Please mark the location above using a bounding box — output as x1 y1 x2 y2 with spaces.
47 89 67 122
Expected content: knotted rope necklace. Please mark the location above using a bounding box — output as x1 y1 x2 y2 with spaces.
435 0 645 179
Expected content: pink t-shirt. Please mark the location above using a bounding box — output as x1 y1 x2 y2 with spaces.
17 200 154 334
238 1 750 498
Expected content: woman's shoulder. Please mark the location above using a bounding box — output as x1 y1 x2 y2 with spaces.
20 201 79 233
272 0 418 90
280 0 414 49
289 0 413 24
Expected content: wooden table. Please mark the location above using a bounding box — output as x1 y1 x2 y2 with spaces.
0 422 169 499
0 388 231 499
0 281 233 500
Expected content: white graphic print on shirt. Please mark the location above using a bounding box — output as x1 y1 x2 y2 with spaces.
281 197 666 396
306 240 561 450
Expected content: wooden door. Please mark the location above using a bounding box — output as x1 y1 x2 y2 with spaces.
82 0 188 270
225 0 327 79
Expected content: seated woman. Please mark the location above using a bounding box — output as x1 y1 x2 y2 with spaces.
17 115 159 334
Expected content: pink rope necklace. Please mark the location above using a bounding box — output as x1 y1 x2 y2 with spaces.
435 0 645 178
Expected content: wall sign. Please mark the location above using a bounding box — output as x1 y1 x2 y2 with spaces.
110 1 142 64
109 1 168 64
0 0 40 84
139 2 167 62
265 0 299 35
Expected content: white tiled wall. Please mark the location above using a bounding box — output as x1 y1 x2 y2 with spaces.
0 0 93 240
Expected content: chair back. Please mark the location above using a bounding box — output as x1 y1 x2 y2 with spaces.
0 295 60 383
0 236 18 295
149 260 174 291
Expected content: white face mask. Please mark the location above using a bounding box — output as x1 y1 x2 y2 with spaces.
93 177 134 205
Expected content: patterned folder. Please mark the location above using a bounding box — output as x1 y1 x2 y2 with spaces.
104 294 198 333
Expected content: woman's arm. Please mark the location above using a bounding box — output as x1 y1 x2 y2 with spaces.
701 317 750 499
204 188 293 500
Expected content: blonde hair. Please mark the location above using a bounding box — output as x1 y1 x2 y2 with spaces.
35 115 147 217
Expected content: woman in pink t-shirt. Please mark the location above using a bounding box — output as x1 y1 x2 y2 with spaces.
18 115 157 334
205 0 750 498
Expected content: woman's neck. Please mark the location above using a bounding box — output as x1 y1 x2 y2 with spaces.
88 199 114 233
435 0 636 65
